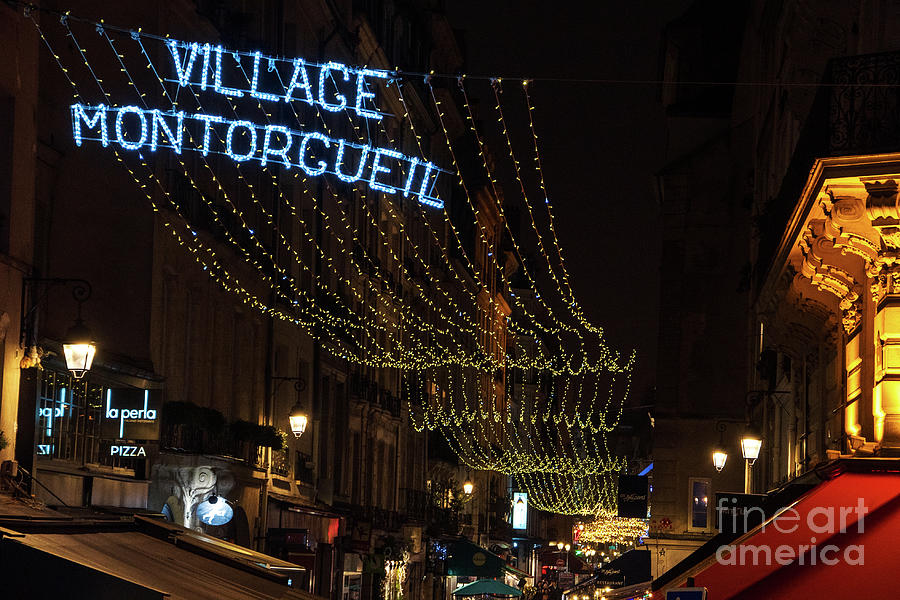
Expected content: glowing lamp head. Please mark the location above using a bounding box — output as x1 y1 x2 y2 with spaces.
63 319 96 379
557 542 564 551
196 494 233 526
741 428 762 463
565 543 571 552
712 446 728 472
289 401 308 438
463 480 474 495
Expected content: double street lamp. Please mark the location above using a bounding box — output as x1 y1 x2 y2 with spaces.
712 422 762 493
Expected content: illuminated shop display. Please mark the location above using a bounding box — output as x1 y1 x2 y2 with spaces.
36 370 160 470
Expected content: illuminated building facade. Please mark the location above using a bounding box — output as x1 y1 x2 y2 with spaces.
0 1 548 599
652 0 900 585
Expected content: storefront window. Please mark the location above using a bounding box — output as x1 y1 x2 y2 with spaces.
35 369 160 476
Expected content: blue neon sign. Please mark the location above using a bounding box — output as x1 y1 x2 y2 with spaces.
69 39 445 209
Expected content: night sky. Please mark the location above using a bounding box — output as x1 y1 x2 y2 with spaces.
447 1 694 399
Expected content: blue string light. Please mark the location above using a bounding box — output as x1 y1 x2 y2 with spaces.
298 131 330 175
225 120 257 162
250 51 280 102
317 61 350 112
335 139 370 183
72 103 108 147
114 105 147 150
150 109 184 153
369 148 404 193
261 124 292 168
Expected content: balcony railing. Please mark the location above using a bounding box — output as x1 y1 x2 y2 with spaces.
758 50 900 284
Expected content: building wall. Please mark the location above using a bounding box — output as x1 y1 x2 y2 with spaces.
0 1 39 464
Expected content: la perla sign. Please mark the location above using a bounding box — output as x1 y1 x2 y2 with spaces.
104 389 159 440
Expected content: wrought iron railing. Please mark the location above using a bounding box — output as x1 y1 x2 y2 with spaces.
758 50 900 284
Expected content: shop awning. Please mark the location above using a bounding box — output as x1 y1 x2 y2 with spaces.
658 459 900 599
0 515 319 600
447 539 509 578
503 562 531 579
452 578 523 597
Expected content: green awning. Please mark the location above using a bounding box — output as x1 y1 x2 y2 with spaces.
446 540 505 578
452 579 523 597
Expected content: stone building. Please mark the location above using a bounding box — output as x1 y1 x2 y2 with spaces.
0 1 547 599
651 0 900 584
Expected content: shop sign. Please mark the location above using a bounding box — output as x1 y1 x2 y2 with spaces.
101 388 161 440
109 444 147 457
512 492 528 529
70 40 445 209
617 475 649 518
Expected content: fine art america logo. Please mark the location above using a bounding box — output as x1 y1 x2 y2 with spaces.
715 497 867 566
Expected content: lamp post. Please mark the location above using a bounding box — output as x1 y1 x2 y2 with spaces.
17 277 97 491
21 278 96 379
712 420 763 493
741 425 762 494
271 376 308 438
713 422 728 473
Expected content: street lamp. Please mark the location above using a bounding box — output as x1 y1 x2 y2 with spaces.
741 426 762 464
712 446 728 472
712 422 728 472
463 480 474 495
21 278 97 380
557 542 564 551
62 318 96 379
289 400 308 438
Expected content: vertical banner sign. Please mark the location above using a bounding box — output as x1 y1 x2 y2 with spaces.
617 475 649 519
512 492 528 530
69 39 446 208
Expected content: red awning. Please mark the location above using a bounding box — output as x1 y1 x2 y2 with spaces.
658 462 900 599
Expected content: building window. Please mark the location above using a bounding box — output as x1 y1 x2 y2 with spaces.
688 478 711 530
